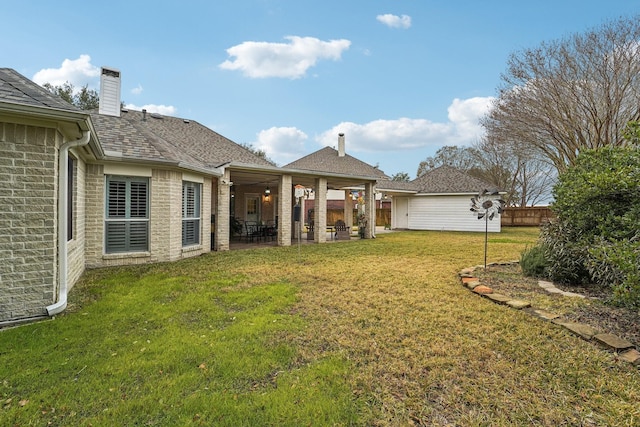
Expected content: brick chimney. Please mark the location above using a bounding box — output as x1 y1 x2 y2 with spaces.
338 133 345 157
98 67 121 117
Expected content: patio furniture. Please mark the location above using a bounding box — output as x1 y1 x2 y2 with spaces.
264 220 277 241
245 221 262 243
335 220 350 240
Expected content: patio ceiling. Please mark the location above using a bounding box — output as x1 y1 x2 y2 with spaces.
227 164 377 191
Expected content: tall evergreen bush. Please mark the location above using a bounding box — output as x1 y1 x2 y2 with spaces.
541 145 640 306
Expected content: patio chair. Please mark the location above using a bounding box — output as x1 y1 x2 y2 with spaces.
307 220 314 240
245 221 261 243
335 220 350 240
265 220 277 241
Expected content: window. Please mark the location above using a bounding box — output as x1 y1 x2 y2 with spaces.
67 155 75 241
182 181 201 246
105 176 149 253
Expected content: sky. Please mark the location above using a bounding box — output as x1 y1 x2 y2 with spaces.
3 1 639 179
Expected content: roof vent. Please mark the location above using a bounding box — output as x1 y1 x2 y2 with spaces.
183 119 190 124
150 112 163 119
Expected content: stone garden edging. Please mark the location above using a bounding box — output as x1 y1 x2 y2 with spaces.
458 262 640 367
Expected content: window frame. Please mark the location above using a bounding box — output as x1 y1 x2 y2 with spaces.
104 175 150 254
182 181 202 247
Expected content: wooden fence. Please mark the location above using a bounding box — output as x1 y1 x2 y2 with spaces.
324 209 391 226
501 206 554 227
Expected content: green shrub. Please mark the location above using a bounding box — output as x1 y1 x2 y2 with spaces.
543 146 640 292
587 237 640 308
539 219 591 284
520 245 549 278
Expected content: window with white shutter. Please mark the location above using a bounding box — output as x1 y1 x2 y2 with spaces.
105 176 149 253
182 181 201 246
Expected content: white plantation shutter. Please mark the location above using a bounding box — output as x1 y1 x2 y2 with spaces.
182 181 201 246
105 176 149 253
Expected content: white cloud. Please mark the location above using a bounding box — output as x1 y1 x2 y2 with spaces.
131 84 144 95
376 14 412 29
219 36 351 79
447 97 494 140
314 96 495 153
124 103 177 116
32 54 100 89
253 127 308 165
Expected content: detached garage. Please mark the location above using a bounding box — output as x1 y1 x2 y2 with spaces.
384 166 502 233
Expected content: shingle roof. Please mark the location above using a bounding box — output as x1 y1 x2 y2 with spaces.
0 68 81 112
411 165 496 194
90 109 273 172
375 179 418 192
283 146 390 179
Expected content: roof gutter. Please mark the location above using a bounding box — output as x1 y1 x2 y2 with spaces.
46 130 91 316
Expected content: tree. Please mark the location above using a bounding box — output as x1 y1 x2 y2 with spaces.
239 143 277 166
43 82 100 110
471 138 555 207
416 145 477 177
483 15 640 174
417 144 554 206
391 172 410 182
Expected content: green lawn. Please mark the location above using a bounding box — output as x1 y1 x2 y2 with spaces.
1 228 638 426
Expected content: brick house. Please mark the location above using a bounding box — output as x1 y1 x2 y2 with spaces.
0 68 379 325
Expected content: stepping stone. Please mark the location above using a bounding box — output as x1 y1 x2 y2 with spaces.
461 277 481 289
465 280 481 290
485 293 511 304
593 333 635 351
472 285 493 295
552 320 599 340
530 309 561 320
506 299 531 309
538 280 556 289
618 349 640 365
459 268 476 276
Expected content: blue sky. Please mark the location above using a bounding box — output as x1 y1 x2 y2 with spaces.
3 1 639 178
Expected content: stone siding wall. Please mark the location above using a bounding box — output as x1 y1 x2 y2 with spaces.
85 165 211 269
0 123 59 321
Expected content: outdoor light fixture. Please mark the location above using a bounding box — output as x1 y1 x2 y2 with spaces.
264 186 271 196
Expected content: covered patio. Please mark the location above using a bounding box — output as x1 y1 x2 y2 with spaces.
210 163 379 251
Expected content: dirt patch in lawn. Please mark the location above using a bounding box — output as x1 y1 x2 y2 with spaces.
476 263 640 348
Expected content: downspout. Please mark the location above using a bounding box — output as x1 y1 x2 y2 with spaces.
46 131 91 316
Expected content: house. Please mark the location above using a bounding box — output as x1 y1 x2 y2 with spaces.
284 135 500 233
0 68 378 326
385 165 502 232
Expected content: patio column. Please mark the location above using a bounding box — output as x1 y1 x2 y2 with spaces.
343 189 353 228
278 174 292 246
215 170 231 251
364 181 375 239
314 177 327 243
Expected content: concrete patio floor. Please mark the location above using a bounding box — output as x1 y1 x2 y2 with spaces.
228 226 394 250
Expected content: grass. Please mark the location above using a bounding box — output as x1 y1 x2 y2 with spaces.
1 227 639 426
